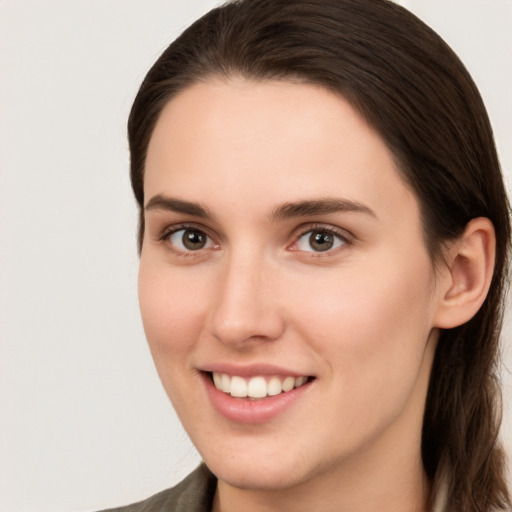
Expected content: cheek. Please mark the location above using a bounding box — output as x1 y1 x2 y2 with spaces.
137 260 213 422
294 252 436 392
138 260 206 357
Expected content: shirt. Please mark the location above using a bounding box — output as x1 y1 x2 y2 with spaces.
99 464 217 512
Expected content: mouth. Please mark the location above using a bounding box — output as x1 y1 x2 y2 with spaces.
210 372 312 399
201 368 315 424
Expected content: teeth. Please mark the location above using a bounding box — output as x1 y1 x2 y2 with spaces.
267 377 282 396
220 373 230 393
295 376 307 388
247 376 267 398
282 376 295 392
230 376 247 397
211 372 309 398
213 372 222 389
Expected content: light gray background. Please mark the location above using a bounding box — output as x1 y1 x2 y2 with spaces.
1 1 511 511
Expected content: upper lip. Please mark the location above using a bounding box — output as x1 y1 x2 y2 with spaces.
199 363 312 378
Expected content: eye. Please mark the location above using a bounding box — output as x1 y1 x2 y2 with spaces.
294 228 347 253
167 228 215 252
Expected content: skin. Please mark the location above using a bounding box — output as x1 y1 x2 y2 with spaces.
139 79 449 512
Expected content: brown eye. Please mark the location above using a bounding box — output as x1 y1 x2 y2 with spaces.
309 231 334 251
169 228 212 251
295 229 346 253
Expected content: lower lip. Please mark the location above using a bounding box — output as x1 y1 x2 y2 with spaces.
202 373 313 425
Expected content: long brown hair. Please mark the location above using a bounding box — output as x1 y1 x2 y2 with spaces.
128 1 512 509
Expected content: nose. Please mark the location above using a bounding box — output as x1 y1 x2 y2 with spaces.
207 252 286 347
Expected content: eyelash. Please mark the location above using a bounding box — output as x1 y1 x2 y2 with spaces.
158 223 353 257
159 223 218 256
290 224 352 255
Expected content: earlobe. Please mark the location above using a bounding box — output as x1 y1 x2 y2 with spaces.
433 217 496 329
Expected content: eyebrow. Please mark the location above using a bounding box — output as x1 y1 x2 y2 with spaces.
145 195 214 219
144 195 376 221
271 198 376 221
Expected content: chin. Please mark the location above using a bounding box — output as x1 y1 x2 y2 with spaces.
201 449 320 491
213 466 304 491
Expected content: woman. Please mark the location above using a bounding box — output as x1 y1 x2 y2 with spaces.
104 0 511 510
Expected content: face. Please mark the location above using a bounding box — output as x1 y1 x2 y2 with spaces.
139 79 442 493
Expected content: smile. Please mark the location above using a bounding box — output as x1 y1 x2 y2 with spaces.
212 372 309 399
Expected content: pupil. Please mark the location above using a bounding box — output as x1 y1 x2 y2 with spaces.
310 231 333 252
183 230 206 250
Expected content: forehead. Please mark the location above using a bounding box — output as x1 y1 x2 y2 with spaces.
144 78 417 224
148 78 382 164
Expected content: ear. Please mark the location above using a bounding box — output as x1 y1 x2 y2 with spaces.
433 217 496 329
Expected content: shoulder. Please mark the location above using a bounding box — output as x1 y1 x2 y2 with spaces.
97 464 217 512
